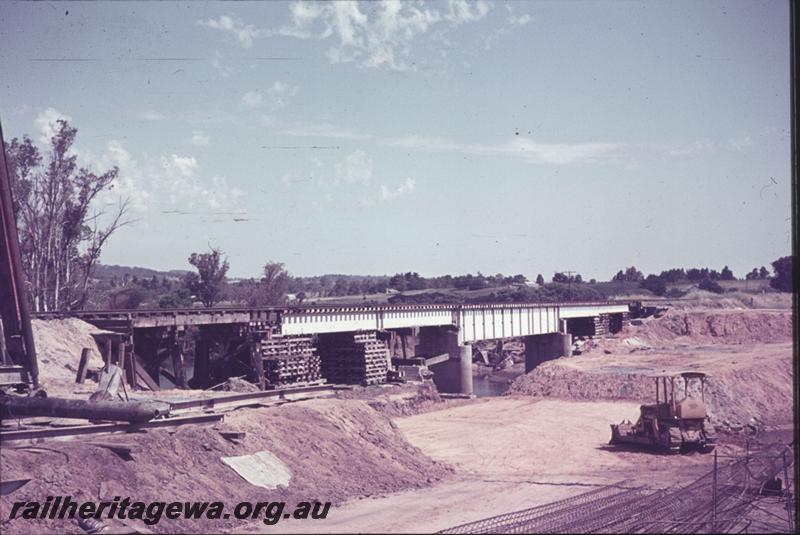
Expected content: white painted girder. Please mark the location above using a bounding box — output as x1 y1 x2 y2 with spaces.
279 302 629 342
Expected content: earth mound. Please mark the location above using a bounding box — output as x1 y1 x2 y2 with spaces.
0 398 452 534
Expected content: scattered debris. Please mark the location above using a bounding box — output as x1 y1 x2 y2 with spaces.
221 450 292 489
0 479 29 496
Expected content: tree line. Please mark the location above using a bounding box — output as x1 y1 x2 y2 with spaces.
610 261 792 296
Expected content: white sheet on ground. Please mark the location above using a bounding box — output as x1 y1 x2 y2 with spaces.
221 450 292 489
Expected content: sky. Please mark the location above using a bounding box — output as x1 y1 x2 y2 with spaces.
0 0 792 280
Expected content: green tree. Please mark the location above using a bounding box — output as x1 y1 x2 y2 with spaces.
699 278 724 294
624 266 643 282
719 265 734 281
769 256 792 292
158 288 193 308
249 261 290 305
109 287 146 310
183 247 229 307
535 274 544 285
7 121 129 311
640 275 666 296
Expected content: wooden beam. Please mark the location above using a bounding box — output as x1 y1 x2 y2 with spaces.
124 345 138 390
118 342 128 387
133 355 159 391
171 343 188 389
193 337 210 389
249 337 264 390
75 348 91 384
159 368 176 385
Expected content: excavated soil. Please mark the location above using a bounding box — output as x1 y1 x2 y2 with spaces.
29 318 107 384
622 309 793 346
0 399 452 534
509 309 794 431
335 381 471 417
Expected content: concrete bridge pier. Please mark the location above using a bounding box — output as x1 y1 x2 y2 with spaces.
417 327 473 395
524 332 572 373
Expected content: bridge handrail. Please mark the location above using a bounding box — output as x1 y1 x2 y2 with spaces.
30 300 632 319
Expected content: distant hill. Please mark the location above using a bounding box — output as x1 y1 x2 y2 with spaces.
93 264 190 282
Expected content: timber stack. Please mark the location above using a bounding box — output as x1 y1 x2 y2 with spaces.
261 335 322 388
317 331 389 386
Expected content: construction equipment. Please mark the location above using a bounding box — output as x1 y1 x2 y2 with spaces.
609 371 716 454
0 122 39 392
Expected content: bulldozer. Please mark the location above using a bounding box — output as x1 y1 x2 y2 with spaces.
609 371 716 454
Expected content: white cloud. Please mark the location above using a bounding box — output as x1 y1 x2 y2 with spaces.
482 4 532 50
156 154 244 212
445 0 489 24
198 15 262 48
267 81 299 109
335 150 373 184
163 154 199 178
508 13 531 26
34 107 72 143
211 51 234 78
274 0 489 71
727 134 753 151
380 177 416 201
189 131 211 146
86 145 244 214
29 114 243 215
242 82 298 110
384 135 626 165
505 4 532 27
242 91 264 108
279 121 370 140
93 140 151 213
508 139 624 165
137 110 165 121
665 139 717 157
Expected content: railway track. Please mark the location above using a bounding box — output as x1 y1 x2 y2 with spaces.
0 383 348 443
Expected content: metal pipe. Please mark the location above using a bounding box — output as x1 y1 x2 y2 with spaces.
0 394 165 423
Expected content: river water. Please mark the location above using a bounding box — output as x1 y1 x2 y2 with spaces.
472 374 513 397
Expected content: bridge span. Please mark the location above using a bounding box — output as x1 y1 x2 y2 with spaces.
280 302 629 343
32 301 631 395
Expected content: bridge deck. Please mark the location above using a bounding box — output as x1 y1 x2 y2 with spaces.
33 301 630 343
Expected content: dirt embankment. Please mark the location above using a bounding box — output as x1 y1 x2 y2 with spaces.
336 381 472 417
30 318 107 384
0 399 452 534
626 309 793 346
508 310 794 431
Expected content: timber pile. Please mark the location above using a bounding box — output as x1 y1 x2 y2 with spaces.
318 332 389 386
593 314 611 336
261 336 322 388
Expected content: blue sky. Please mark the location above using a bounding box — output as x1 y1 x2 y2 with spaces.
0 1 791 280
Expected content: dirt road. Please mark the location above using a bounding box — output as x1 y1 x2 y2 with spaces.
256 397 722 533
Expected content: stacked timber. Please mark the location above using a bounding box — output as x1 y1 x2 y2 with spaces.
608 312 630 334
593 314 611 337
260 336 322 388
317 332 389 386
